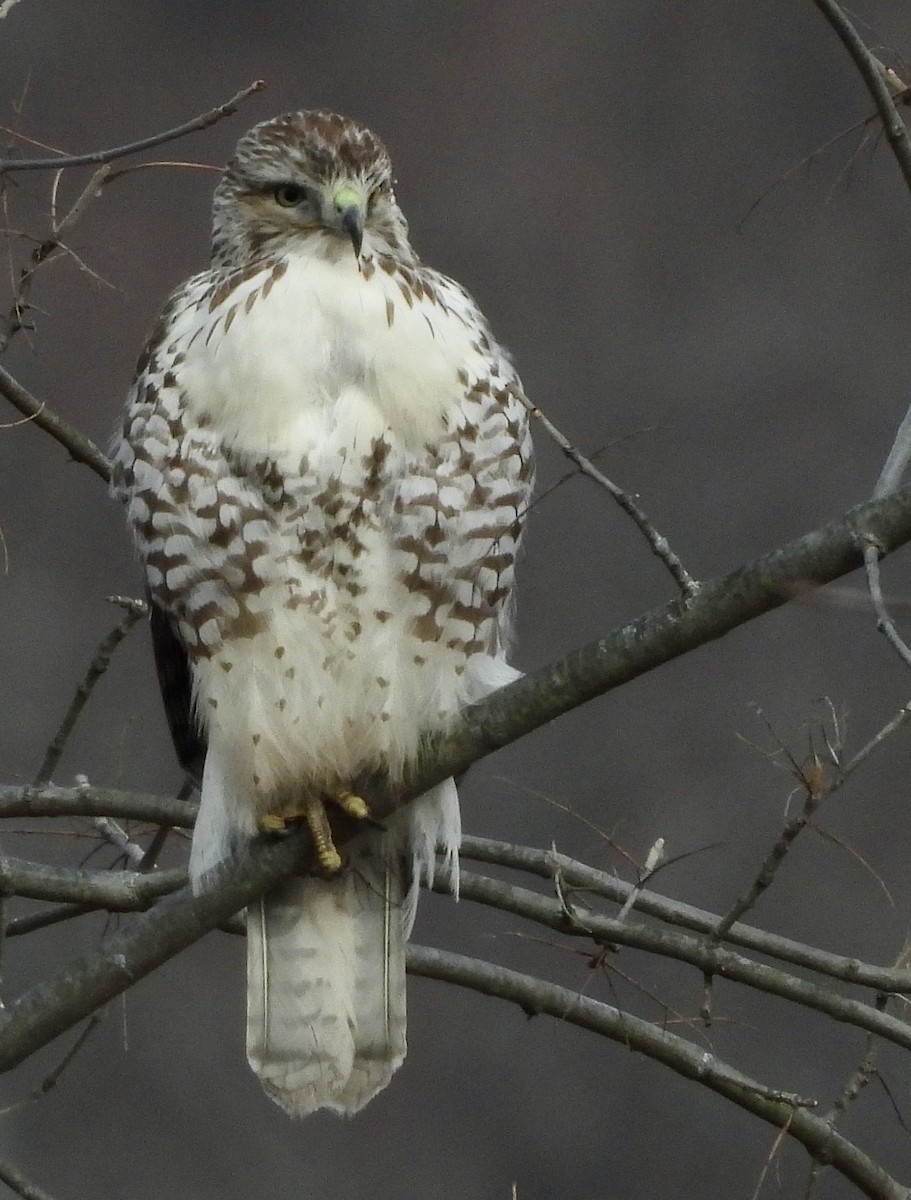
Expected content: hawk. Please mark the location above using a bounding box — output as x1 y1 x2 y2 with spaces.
112 110 534 1115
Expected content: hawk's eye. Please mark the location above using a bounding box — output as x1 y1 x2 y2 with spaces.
273 183 308 208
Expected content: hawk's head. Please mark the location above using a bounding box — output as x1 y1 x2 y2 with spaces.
212 110 412 268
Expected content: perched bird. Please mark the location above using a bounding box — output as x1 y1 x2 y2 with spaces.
113 110 534 1115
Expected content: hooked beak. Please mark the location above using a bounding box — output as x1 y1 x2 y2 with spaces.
333 185 364 258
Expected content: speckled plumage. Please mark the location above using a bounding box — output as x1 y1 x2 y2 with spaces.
113 110 533 1116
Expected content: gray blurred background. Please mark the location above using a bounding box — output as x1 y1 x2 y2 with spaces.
3 1 911 1196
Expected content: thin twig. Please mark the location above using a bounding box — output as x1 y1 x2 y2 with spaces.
873 399 911 499
0 165 113 353
0 361 111 480
864 540 911 669
33 599 148 785
0 81 265 174
811 1 911 196
711 783 823 944
91 818 145 867
712 693 911 942
517 394 699 597
0 1013 102 1118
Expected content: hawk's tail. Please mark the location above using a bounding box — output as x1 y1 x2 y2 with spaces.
246 845 407 1116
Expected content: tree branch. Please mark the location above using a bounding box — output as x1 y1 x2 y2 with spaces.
811 0 911 196
407 947 907 1200
393 486 911 802
0 785 195 827
448 869 911 1052
459 837 911 993
518 394 698 597
0 362 111 481
0 1154 59 1200
34 598 147 786
3 489 911 1080
0 856 185 907
0 81 265 174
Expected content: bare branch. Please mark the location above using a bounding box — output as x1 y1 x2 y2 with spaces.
34 599 148 785
407 947 907 1200
0 1014 102 1116
0 1154 59 1200
459 837 911 993
3 489 911 1085
447 868 911 1052
0 855 185 908
519 393 698 597
864 540 911 670
399 486 911 804
0 784 195 827
0 361 111 480
811 0 911 196
0 81 266 174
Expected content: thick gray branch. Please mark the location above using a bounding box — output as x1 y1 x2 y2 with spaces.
0 785 196 827
0 856 184 908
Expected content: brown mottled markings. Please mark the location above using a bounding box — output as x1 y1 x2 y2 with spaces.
344 530 366 556
374 609 392 622
398 281 414 308
220 661 234 673
411 609 444 644
252 733 261 745
396 534 448 565
244 291 258 314
223 305 239 334
226 608 268 639
361 259 376 282
385 297 395 328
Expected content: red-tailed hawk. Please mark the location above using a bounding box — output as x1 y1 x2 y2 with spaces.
113 110 533 1115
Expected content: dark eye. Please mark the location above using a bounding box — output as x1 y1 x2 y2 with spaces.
273 183 307 208
368 184 388 213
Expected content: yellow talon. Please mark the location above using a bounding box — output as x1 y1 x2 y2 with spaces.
303 794 343 873
333 788 370 820
258 787 369 873
258 813 288 833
